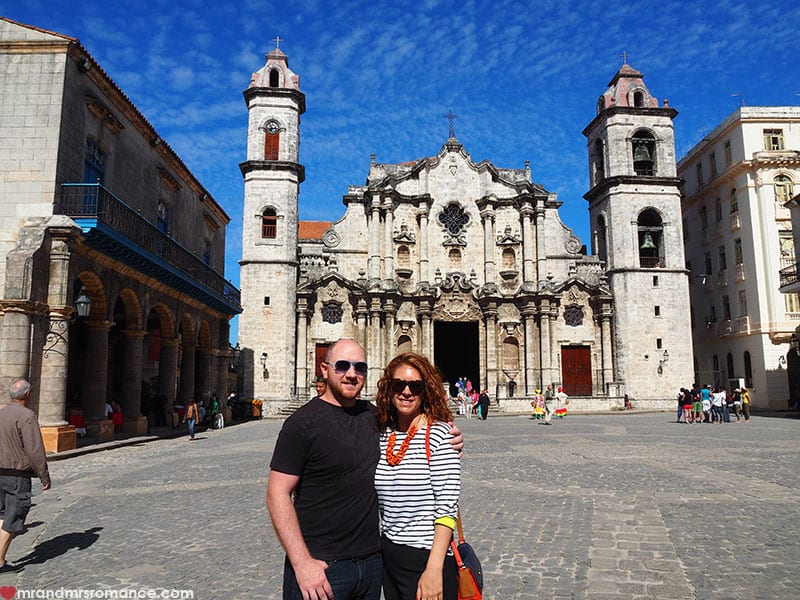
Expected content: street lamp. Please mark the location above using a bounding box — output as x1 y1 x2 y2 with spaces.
261 352 269 379
43 286 92 358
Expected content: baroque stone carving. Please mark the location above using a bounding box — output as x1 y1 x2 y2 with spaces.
321 302 343 324
322 228 340 248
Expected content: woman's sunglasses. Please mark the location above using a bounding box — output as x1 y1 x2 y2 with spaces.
327 360 369 376
389 379 425 395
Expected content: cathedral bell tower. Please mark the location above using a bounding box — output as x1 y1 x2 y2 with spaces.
583 63 692 402
238 44 305 405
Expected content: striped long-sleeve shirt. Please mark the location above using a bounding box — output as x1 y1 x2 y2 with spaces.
375 421 460 550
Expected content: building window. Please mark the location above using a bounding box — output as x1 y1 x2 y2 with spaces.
704 251 713 275
722 295 731 321
321 302 343 324
632 131 656 176
709 152 718 178
633 90 645 107
595 214 607 262
724 140 732 166
592 139 605 184
637 208 663 267
269 68 280 87
654 305 661 316
718 245 727 271
202 240 211 265
780 231 794 269
261 208 277 239
700 206 708 230
157 202 169 234
730 188 738 214
696 162 704 186
727 353 735 379
743 351 752 388
564 305 584 327
738 290 747 316
764 129 784 151
264 121 280 160
785 293 800 314
734 238 743 265
84 138 106 185
715 198 723 222
775 174 794 204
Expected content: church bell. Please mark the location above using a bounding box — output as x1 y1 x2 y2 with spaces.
640 231 657 249
633 143 652 163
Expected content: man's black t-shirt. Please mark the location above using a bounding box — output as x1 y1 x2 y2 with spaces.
270 397 381 561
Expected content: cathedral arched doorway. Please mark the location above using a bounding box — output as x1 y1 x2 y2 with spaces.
433 321 479 397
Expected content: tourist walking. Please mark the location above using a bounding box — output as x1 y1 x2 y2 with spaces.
543 384 555 425
478 389 490 420
0 380 51 573
711 387 725 424
555 386 569 418
184 398 200 440
374 353 460 600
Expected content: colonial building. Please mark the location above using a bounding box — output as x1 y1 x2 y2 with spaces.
238 51 691 413
0 18 241 450
682 106 800 408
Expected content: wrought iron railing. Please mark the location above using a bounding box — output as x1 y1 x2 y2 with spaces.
780 263 798 288
57 183 240 307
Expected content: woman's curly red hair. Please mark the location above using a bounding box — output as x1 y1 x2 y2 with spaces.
375 353 453 430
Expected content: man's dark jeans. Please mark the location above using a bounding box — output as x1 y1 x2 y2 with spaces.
282 552 382 600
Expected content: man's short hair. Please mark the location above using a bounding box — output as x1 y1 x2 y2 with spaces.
9 379 32 400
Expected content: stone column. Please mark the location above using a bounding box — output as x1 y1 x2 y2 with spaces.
384 297 396 365
368 297 383 395
547 305 559 386
418 302 432 358
158 338 179 426
216 349 230 400
178 340 196 406
521 305 536 395
121 328 148 434
39 229 76 452
483 304 498 397
521 205 536 284
600 312 614 392
368 197 382 281
356 299 368 350
538 301 551 388
0 304 32 391
534 207 546 286
383 200 394 282
296 299 309 401
419 208 430 282
83 320 113 441
196 348 213 404
481 209 496 283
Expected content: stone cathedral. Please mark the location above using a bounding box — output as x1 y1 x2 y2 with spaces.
237 49 693 414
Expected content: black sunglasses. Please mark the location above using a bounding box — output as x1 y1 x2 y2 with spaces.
327 360 368 376
389 379 425 395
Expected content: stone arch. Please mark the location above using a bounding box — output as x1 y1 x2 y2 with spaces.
76 270 107 320
198 320 212 350
147 302 175 340
178 313 196 346
114 288 143 330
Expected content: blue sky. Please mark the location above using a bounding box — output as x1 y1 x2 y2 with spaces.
4 0 800 341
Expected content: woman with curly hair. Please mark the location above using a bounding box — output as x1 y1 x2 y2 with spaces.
374 353 460 600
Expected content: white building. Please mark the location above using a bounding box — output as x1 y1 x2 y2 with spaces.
679 107 800 408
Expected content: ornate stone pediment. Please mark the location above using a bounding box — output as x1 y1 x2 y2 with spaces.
433 272 480 321
393 223 416 243
497 225 521 246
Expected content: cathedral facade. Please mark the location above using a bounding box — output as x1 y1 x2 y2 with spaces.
238 50 692 414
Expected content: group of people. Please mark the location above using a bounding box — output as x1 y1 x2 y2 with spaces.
183 393 222 441
530 384 569 424
453 377 490 420
267 339 465 600
676 384 751 424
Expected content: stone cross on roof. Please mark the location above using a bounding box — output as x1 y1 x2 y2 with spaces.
444 108 458 139
272 36 283 49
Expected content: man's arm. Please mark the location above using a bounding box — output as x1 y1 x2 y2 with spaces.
22 416 50 489
447 422 464 456
266 470 333 599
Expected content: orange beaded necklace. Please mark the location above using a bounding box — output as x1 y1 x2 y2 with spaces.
385 415 425 466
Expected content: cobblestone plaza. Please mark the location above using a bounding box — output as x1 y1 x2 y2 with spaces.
2 412 798 599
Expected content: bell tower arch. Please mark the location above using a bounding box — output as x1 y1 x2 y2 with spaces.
582 63 692 402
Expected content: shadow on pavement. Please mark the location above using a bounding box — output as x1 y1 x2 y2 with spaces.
14 527 103 566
